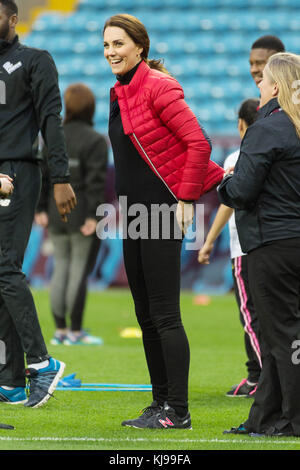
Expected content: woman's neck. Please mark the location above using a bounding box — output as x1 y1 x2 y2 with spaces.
117 61 142 85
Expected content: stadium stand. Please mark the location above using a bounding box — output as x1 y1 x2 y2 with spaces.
22 0 300 292
22 0 300 166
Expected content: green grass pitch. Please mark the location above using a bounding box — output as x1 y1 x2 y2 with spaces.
0 288 299 451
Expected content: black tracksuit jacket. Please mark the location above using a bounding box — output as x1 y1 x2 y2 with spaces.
218 98 300 253
0 35 69 183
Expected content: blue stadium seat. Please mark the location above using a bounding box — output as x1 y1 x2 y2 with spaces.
26 0 300 138
26 33 74 55
31 13 64 33
283 34 300 54
78 0 135 11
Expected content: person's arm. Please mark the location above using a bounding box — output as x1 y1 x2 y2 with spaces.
80 134 108 236
198 204 233 264
218 124 277 210
36 145 51 213
30 50 76 221
35 145 51 228
151 78 212 201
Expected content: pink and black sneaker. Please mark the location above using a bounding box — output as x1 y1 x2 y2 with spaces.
147 403 192 430
226 378 257 398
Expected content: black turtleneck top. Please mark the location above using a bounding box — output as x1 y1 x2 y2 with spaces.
108 62 177 207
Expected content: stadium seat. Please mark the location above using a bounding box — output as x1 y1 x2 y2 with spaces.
24 0 300 138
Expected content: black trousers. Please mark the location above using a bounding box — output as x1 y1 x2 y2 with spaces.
232 255 261 383
244 238 300 435
123 234 190 415
0 161 49 387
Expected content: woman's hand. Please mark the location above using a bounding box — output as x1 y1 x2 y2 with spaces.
198 241 214 265
224 165 235 177
80 218 97 236
176 200 194 234
35 212 49 228
0 174 14 196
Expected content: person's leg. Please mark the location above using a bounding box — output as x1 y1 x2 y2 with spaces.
229 256 261 394
0 161 49 386
244 239 300 435
49 231 70 333
243 338 282 433
141 237 190 417
67 233 100 332
0 295 25 387
123 236 168 407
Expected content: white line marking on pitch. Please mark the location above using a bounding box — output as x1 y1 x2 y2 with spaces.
0 437 299 445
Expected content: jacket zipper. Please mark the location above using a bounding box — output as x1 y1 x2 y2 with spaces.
132 133 178 202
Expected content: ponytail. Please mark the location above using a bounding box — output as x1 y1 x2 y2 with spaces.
144 58 171 75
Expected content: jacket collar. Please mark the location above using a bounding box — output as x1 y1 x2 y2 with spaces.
257 97 280 120
113 60 150 99
116 61 142 85
0 34 19 55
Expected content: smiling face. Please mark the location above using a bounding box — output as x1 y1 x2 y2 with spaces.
249 48 277 87
258 67 279 108
103 26 143 76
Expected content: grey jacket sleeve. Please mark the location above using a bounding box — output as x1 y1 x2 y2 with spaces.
83 133 108 218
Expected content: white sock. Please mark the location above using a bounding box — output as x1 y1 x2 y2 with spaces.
27 359 49 370
1 386 15 390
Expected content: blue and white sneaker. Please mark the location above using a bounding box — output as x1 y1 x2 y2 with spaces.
24 357 65 408
0 386 27 405
63 331 103 346
50 333 67 345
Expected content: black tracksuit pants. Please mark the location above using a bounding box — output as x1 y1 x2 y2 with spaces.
0 161 49 388
244 237 300 435
123 232 190 416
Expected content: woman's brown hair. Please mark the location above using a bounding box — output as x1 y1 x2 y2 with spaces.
103 13 170 75
64 83 96 125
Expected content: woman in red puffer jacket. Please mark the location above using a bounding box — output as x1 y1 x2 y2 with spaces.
103 13 224 430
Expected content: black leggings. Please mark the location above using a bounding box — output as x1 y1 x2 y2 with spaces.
123 236 190 416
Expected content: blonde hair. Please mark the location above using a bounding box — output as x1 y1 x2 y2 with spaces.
265 52 300 138
103 14 170 75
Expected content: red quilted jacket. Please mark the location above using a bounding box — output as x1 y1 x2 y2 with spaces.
111 61 224 201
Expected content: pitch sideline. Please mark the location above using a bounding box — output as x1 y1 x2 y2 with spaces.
0 436 299 445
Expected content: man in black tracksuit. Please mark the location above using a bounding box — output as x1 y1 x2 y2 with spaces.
0 1 76 408
219 96 300 436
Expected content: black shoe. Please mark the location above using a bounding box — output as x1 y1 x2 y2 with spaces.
252 425 296 438
121 401 162 428
0 423 14 430
226 379 257 398
147 403 192 429
223 423 249 434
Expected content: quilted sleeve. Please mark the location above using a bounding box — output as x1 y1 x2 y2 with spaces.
151 77 212 200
